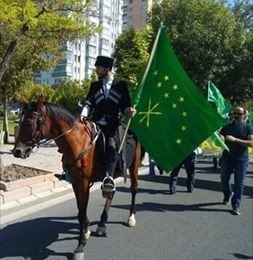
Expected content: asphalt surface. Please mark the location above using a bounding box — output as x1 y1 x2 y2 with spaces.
0 150 252 260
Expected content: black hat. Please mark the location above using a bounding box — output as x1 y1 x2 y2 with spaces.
95 56 114 70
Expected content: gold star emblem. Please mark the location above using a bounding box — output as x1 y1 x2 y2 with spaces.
173 84 178 90
172 103 177 109
139 98 163 127
153 71 158 76
157 82 162 88
164 75 169 81
179 97 184 102
181 125 187 131
182 111 187 117
176 139 182 144
164 92 170 98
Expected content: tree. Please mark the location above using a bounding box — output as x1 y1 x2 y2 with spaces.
150 0 252 103
0 0 97 83
221 0 253 104
0 0 98 143
113 27 153 93
53 79 91 115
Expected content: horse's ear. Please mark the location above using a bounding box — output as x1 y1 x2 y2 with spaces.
37 95 45 110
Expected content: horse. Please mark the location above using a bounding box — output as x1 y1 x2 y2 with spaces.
12 96 144 257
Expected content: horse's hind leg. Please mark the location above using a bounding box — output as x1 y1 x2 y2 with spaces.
128 167 138 227
96 193 115 236
127 143 141 227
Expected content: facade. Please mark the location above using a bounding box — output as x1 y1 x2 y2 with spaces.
34 0 123 86
122 0 161 30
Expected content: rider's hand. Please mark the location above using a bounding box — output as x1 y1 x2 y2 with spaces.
126 107 137 118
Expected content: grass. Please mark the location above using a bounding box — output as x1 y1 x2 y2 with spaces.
0 115 19 135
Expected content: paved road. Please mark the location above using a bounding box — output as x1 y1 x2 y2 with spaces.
0 159 252 260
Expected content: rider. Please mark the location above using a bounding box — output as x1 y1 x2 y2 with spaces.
80 55 136 195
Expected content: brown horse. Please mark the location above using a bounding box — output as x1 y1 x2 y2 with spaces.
12 97 143 257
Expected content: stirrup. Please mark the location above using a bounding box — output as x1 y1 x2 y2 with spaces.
101 176 116 198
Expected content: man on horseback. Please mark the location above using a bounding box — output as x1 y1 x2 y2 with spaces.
80 55 136 196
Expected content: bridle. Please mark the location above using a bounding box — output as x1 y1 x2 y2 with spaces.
21 109 75 148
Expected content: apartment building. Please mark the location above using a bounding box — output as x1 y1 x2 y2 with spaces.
34 0 123 86
122 0 161 30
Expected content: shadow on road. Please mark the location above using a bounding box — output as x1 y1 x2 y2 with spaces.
0 216 78 260
132 173 253 198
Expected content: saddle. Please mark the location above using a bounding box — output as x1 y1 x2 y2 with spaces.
96 123 137 179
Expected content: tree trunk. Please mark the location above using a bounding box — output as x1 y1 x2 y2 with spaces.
0 156 4 175
3 87 10 144
0 39 18 84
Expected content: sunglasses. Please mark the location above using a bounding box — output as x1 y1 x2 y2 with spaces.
233 112 244 116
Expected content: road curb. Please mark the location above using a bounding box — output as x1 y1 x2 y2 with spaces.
0 176 125 226
0 166 149 226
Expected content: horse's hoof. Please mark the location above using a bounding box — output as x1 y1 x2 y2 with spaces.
96 225 107 237
127 214 136 227
85 229 91 240
72 251 85 260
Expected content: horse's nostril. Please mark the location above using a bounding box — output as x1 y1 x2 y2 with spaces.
13 149 22 158
24 147 32 157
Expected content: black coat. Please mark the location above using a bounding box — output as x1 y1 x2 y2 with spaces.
85 78 131 129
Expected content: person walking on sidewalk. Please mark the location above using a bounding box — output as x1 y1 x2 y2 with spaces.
219 106 253 215
80 56 136 196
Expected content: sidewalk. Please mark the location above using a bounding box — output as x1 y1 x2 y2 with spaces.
0 143 72 213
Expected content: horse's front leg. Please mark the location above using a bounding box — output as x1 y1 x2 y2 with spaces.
127 157 139 227
72 184 91 254
96 192 115 236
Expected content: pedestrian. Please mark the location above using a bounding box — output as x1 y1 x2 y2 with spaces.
169 149 198 194
219 106 253 215
148 154 163 176
80 55 136 195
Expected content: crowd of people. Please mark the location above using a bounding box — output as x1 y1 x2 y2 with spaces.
78 54 253 215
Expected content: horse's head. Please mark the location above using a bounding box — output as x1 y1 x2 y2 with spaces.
13 96 48 158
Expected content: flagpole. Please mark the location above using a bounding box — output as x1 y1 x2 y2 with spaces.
118 24 164 154
133 24 163 106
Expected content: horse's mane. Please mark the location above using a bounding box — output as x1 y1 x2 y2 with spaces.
44 102 76 127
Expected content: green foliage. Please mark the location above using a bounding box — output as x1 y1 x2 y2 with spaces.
150 0 252 104
113 27 153 94
16 79 92 114
16 81 55 102
53 79 91 114
151 0 238 87
0 0 98 101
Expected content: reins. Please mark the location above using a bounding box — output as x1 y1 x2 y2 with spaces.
71 121 100 167
36 127 75 147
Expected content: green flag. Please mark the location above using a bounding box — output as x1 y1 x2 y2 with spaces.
249 111 253 125
206 81 230 151
130 25 226 172
207 81 231 118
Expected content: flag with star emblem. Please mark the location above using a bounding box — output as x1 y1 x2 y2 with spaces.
130 25 226 172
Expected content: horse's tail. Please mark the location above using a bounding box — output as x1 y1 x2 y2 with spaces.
140 145 146 163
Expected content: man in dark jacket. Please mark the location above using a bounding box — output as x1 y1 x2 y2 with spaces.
220 106 253 215
80 56 136 196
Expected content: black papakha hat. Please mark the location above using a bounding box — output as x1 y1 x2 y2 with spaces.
95 56 114 70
